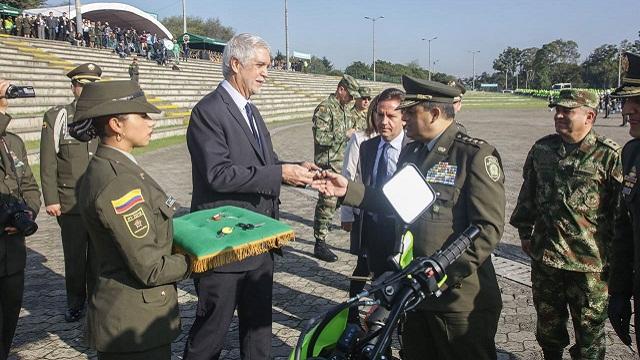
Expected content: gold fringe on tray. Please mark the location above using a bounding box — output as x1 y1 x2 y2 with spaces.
176 231 295 273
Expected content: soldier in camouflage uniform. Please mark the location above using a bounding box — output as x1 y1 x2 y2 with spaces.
312 74 360 262
510 89 623 360
40 63 101 323
351 86 371 131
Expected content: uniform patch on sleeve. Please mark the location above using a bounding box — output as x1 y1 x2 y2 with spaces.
123 208 149 238
111 189 145 214
484 156 502 182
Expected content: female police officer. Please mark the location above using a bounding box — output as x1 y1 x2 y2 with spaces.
68 80 191 360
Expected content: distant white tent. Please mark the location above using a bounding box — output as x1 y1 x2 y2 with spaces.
24 2 173 39
292 51 311 60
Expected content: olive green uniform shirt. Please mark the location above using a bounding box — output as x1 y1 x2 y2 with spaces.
343 123 505 312
40 101 98 214
78 145 189 352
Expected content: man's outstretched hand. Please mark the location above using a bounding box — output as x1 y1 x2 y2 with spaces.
312 170 348 197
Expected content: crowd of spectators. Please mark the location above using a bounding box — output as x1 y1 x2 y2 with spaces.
0 12 223 65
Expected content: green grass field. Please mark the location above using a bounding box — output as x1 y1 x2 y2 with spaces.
462 91 547 109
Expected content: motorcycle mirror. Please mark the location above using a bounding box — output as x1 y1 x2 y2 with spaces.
382 164 435 224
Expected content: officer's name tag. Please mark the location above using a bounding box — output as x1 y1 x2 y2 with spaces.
426 162 457 186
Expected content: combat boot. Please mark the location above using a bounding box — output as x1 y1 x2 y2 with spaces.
314 240 338 262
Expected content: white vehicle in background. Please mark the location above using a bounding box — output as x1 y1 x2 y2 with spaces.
551 83 572 90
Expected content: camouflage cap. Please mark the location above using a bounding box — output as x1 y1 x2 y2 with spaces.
548 89 598 109
66 63 102 84
612 52 640 98
338 74 361 98
357 86 372 99
397 75 461 109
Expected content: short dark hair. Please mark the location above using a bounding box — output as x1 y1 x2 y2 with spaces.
376 87 405 106
94 114 128 139
418 101 455 119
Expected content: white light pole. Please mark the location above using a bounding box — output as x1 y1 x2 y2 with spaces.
285 0 289 70
422 36 437 80
469 50 480 91
182 0 187 34
74 0 82 34
364 16 383 81
618 43 624 87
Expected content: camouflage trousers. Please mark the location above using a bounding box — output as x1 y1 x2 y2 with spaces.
313 192 339 242
531 261 608 360
313 161 342 243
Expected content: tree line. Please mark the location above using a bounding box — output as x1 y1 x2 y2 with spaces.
480 33 640 91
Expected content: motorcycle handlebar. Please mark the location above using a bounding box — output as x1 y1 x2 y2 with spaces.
429 225 480 272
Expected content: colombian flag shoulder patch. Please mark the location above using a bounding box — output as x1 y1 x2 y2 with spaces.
111 189 145 214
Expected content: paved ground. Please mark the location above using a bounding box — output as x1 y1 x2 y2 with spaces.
9 108 637 359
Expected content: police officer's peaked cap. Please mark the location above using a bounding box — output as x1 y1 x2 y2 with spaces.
397 75 461 109
74 80 160 123
612 52 640 98
548 89 599 109
67 63 102 84
338 74 361 99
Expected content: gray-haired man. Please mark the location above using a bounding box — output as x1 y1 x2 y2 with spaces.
182 33 318 360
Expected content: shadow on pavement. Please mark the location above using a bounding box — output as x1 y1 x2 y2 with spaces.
12 248 96 358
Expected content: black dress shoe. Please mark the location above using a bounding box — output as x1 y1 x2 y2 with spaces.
314 241 338 262
65 308 83 322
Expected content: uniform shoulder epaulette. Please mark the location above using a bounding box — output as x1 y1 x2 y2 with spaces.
454 132 486 147
596 135 621 151
4 131 24 144
535 134 559 144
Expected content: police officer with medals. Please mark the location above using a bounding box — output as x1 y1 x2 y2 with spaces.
608 52 640 354
40 63 101 322
68 80 191 359
313 75 505 359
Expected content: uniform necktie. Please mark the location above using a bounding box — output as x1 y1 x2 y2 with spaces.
375 142 390 188
244 103 263 156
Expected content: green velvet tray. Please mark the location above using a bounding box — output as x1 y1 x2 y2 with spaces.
173 206 295 272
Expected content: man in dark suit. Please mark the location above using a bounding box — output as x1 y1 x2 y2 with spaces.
357 88 409 278
182 33 318 360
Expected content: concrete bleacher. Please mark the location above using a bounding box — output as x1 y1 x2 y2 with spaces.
0 34 396 163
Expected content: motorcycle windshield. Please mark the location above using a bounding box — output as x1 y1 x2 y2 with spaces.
289 308 349 360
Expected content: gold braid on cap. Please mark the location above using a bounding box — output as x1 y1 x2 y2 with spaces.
623 77 640 85
415 94 433 100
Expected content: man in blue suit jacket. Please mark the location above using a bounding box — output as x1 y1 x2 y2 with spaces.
183 33 318 360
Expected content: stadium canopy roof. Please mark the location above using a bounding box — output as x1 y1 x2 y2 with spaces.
23 2 173 39
178 32 226 52
0 2 21 16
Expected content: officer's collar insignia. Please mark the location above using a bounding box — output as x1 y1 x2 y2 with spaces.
140 172 145 180
437 146 447 153
426 162 457 186
484 156 502 182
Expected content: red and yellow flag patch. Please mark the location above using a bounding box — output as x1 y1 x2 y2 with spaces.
111 189 145 214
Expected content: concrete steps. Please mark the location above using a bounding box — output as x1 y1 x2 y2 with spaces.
0 33 398 163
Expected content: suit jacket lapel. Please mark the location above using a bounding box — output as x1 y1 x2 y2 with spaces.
217 85 266 164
